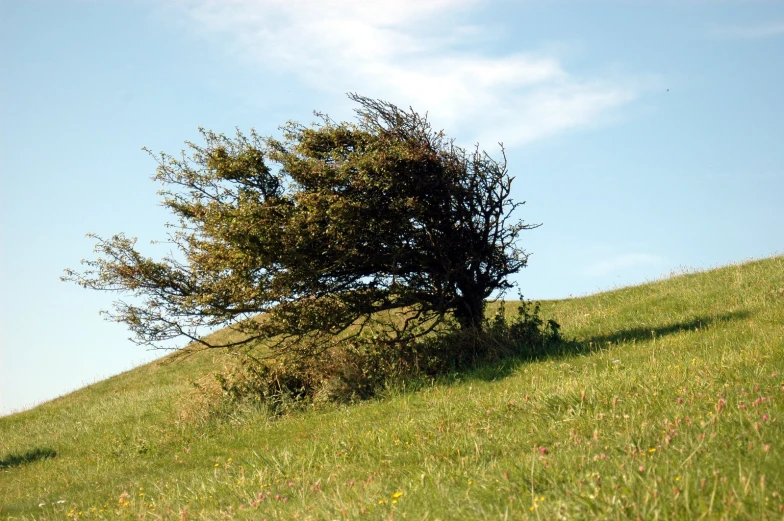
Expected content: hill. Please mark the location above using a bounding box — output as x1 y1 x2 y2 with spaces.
2 257 783 520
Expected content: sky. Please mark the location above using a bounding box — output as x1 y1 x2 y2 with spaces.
1 0 782 416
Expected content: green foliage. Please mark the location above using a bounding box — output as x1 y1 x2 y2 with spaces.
63 94 537 364
212 299 565 412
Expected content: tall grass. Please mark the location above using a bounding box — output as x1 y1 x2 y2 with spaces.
1 257 782 520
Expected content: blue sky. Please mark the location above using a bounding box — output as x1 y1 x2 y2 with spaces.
1 0 782 416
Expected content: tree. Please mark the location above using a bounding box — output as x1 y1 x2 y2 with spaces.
64 94 539 356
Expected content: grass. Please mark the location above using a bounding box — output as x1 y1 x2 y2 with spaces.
1 256 783 520
0 448 57 470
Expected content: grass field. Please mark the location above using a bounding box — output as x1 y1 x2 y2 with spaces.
2 256 783 520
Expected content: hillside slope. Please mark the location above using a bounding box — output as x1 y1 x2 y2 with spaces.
2 257 783 520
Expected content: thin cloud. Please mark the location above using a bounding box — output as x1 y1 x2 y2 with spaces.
709 21 784 39
584 253 665 278
164 0 641 145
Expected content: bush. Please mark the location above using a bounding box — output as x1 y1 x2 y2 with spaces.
205 300 565 415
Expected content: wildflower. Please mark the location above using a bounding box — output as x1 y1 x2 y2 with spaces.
391 491 403 499
539 446 548 455
638 465 645 473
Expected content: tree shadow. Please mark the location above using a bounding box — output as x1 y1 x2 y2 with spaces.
203 309 754 411
584 310 751 347
461 310 752 383
0 447 57 469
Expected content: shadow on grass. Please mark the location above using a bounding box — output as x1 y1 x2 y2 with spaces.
0 447 57 469
459 310 752 383
196 310 754 413
585 310 751 347
460 339 587 383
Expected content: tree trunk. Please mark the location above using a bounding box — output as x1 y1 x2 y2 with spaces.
455 289 485 333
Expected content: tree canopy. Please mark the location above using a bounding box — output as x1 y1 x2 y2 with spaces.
64 94 538 356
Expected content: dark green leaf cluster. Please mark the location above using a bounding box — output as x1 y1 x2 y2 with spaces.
63 94 538 357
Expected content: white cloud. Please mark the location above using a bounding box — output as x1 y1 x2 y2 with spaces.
709 21 784 39
584 253 665 278
164 0 641 145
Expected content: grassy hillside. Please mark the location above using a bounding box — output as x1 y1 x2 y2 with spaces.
2 257 783 520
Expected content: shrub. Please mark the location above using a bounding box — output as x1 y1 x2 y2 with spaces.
205 299 565 415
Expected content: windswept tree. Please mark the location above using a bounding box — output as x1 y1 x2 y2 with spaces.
64 94 539 357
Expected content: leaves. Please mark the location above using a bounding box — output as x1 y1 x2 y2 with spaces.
63 94 538 355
